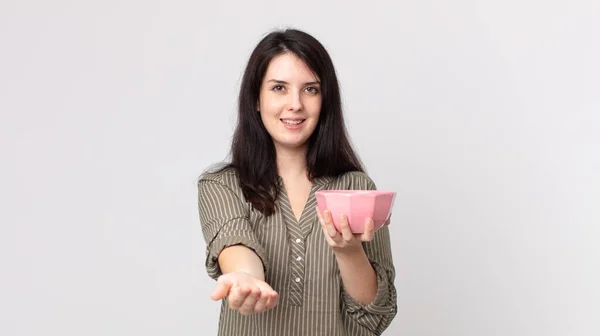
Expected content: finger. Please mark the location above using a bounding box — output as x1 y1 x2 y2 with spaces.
315 206 325 224
239 288 261 315
265 290 279 310
316 208 335 243
339 213 354 242
361 217 375 242
320 223 337 246
211 276 233 301
228 286 251 310
253 290 270 313
324 210 340 239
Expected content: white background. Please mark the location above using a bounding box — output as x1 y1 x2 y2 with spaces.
1 0 598 335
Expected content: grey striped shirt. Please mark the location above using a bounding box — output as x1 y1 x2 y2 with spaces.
198 167 397 335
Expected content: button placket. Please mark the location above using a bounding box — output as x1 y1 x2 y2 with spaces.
288 233 306 306
278 182 324 307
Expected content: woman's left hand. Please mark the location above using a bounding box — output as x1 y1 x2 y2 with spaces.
316 206 390 253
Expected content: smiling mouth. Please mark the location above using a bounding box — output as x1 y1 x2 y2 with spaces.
280 118 305 125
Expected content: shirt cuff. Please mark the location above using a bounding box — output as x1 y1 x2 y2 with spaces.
341 259 397 316
205 224 269 280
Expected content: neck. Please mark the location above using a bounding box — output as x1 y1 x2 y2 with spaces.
275 145 309 179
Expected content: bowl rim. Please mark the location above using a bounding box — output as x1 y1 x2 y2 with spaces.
315 190 396 196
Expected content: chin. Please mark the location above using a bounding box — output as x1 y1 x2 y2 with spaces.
275 139 310 150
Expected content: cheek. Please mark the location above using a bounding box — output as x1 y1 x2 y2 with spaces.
259 111 279 130
260 99 283 115
307 98 322 115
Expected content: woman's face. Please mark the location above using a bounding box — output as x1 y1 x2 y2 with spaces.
258 52 322 153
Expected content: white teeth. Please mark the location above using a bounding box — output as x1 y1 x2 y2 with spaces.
282 119 304 125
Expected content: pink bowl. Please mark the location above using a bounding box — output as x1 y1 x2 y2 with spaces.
315 190 396 233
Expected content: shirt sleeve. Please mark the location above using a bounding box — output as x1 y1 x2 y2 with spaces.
197 177 269 280
341 173 398 335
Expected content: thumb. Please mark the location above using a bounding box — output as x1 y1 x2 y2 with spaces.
211 276 234 301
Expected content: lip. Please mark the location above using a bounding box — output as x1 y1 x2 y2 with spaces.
280 118 305 130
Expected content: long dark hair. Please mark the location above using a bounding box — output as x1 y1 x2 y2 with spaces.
219 28 365 216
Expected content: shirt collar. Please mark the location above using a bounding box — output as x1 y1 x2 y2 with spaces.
276 175 334 188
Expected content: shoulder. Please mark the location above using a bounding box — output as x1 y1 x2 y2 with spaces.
327 170 377 190
199 164 238 184
197 164 245 198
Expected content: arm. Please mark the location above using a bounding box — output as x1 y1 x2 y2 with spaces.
316 172 398 334
341 225 397 334
218 245 265 281
198 177 278 314
317 209 397 334
334 241 377 305
318 210 379 305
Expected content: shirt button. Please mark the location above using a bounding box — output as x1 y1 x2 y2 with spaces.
295 277 301 283
295 256 302 261
295 238 302 243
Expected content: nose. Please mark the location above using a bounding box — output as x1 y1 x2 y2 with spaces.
287 91 303 112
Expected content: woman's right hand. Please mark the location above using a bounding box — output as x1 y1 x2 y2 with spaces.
211 271 279 315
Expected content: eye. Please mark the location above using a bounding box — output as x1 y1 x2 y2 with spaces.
272 85 285 92
305 86 320 94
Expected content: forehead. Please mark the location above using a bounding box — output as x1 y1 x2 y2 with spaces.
263 52 319 83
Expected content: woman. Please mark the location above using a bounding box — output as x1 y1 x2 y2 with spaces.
197 28 397 336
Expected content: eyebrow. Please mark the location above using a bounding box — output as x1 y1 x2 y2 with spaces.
267 79 321 85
